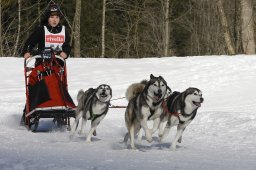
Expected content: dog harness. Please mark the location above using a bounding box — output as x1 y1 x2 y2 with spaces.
162 100 185 124
162 91 186 124
88 112 105 121
163 91 197 124
148 108 156 120
88 101 110 121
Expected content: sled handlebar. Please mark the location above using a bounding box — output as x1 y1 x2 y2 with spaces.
25 55 65 66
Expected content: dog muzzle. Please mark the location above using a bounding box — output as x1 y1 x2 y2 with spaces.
153 92 163 101
100 92 108 98
193 98 204 107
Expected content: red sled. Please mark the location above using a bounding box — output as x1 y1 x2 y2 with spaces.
24 50 76 131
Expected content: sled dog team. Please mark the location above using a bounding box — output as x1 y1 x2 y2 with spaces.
70 74 204 150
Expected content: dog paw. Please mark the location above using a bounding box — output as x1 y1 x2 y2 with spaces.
158 134 163 138
86 140 92 143
146 136 153 143
170 148 176 151
170 145 177 151
69 134 74 140
178 137 182 143
130 145 137 150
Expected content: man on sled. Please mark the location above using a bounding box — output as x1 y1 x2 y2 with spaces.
20 3 76 131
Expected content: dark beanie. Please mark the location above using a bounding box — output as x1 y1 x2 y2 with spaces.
45 3 62 19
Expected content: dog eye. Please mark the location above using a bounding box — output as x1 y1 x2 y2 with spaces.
194 93 197 95
153 84 157 86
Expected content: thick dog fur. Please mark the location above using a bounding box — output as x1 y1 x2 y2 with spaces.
159 87 204 150
125 80 148 101
124 74 168 149
70 84 112 142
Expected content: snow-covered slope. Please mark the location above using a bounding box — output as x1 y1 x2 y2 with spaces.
0 56 255 170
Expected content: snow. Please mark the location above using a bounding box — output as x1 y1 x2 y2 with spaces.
0 55 256 170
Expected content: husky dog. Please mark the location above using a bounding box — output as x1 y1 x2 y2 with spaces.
124 74 168 149
136 84 172 143
70 84 112 142
159 87 204 150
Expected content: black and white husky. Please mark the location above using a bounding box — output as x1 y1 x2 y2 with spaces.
159 87 204 150
70 84 112 142
124 74 168 149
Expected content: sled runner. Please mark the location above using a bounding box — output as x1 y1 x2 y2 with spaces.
24 48 76 131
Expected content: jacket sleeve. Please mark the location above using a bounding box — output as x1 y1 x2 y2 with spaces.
22 26 44 56
62 26 71 58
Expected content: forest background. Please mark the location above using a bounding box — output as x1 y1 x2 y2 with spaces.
0 0 255 58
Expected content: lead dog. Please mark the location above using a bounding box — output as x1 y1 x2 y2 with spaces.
70 84 112 142
124 74 168 149
159 87 204 150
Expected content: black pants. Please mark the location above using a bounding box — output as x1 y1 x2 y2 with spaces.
20 106 26 125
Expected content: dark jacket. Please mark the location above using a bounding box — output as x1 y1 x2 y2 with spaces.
22 24 71 57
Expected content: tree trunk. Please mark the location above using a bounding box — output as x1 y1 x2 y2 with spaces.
13 0 21 56
38 0 41 24
164 0 170 56
74 0 81 58
241 0 255 54
101 0 106 58
0 0 3 56
216 0 235 55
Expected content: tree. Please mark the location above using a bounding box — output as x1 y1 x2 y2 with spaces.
164 0 170 56
0 0 3 56
216 0 235 55
73 0 81 57
13 0 21 56
1 0 255 57
101 0 106 58
240 0 255 54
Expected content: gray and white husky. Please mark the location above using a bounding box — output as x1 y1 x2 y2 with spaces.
159 87 204 150
136 83 172 143
70 84 112 142
124 74 168 149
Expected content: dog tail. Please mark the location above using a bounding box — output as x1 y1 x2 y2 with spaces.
125 81 146 101
140 79 148 85
77 89 84 101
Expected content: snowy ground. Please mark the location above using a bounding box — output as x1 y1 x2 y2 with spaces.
0 55 256 170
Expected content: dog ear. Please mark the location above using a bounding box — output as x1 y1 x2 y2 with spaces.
150 74 155 79
109 85 112 96
180 91 186 108
160 76 167 86
148 74 156 86
167 86 172 93
97 85 102 90
140 79 148 85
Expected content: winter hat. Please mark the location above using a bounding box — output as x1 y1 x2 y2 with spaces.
45 3 62 19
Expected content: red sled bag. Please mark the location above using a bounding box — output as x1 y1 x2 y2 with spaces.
27 62 75 112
